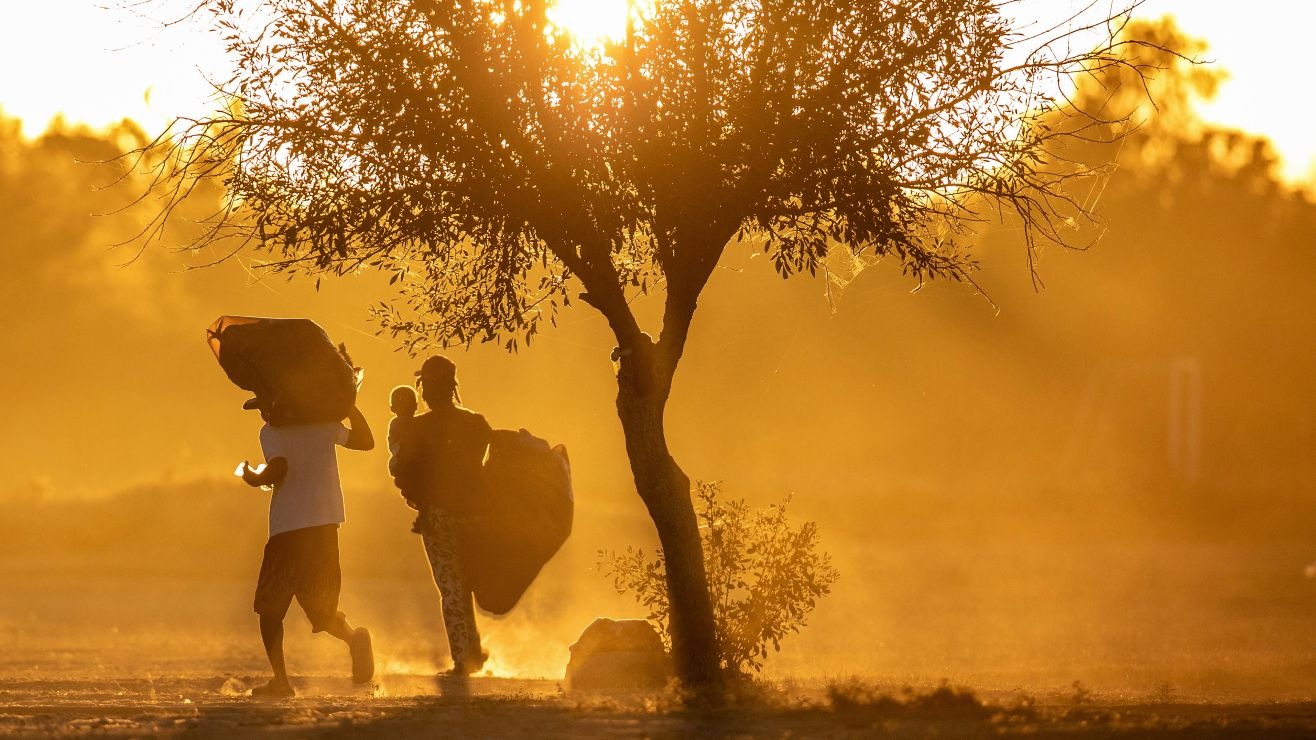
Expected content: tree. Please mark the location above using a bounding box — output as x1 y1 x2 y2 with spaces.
144 0 1165 688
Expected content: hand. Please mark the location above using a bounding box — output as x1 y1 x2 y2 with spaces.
240 461 268 487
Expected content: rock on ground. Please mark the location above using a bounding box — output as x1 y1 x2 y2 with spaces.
564 618 674 691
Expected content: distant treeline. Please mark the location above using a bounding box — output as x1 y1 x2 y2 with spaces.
2 17 1315 522
0 470 1310 584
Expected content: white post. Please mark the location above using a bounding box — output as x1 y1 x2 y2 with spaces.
1167 357 1202 485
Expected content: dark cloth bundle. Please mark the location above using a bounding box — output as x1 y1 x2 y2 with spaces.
463 429 573 615
207 316 357 425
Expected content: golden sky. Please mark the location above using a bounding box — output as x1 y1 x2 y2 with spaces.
1 0 1312 183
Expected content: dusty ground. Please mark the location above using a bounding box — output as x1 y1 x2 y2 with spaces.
2 675 1316 738
5 485 1316 737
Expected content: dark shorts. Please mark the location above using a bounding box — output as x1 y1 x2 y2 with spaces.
253 524 343 632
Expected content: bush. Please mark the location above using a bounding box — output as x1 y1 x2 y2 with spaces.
826 679 994 720
599 481 839 676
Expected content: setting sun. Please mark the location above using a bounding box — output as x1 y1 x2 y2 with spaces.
547 0 635 45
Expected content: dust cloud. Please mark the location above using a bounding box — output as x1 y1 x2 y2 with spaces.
1 18 1315 702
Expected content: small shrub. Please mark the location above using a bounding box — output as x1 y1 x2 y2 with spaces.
826 678 900 712
599 481 840 676
826 679 992 720
905 683 991 717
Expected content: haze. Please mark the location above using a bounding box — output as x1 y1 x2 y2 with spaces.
1 0 1315 722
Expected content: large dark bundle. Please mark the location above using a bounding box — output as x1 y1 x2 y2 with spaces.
463 429 573 615
207 316 357 425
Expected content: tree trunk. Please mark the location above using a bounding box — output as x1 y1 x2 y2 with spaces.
615 363 721 688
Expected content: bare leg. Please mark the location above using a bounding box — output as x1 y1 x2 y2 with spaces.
318 612 354 643
260 614 288 682
312 610 374 684
319 611 374 684
253 614 295 697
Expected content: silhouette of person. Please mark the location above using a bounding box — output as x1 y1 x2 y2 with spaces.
393 355 492 676
239 395 376 697
387 384 419 477
388 384 425 534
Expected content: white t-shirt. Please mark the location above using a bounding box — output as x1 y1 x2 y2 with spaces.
259 422 351 537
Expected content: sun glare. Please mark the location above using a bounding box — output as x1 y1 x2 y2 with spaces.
547 0 633 45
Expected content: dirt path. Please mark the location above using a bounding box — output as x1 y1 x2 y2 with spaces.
3 676 1316 738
